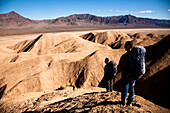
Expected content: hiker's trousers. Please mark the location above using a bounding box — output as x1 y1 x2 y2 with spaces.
121 79 136 105
107 78 113 92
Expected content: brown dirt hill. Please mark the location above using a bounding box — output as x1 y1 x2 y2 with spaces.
80 31 132 49
80 31 165 49
129 32 164 47
0 31 169 112
0 33 124 100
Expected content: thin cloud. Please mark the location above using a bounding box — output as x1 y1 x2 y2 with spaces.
104 9 113 12
136 10 153 13
97 10 100 12
116 10 129 13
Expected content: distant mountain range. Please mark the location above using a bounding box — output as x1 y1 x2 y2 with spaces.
51 14 170 27
0 11 170 28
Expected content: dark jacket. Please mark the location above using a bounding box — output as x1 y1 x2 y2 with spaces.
104 61 117 79
118 51 132 81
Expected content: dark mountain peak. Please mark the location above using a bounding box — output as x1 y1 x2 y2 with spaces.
68 14 98 19
3 11 21 17
118 14 136 19
126 14 134 16
9 11 17 14
0 11 33 26
1 11 24 18
125 14 136 18
52 13 100 24
70 13 96 16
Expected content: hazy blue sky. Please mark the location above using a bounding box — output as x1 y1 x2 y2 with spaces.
0 0 170 20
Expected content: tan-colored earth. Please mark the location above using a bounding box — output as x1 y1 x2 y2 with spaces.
0 29 169 113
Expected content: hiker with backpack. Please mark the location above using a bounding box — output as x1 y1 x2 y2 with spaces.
104 58 117 92
118 41 146 106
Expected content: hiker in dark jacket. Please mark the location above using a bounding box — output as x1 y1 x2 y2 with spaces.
104 58 117 92
118 41 135 106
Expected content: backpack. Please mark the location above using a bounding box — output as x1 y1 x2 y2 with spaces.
129 46 146 80
105 61 117 79
109 61 117 77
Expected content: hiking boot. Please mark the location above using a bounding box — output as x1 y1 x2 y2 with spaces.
120 104 126 107
121 101 126 107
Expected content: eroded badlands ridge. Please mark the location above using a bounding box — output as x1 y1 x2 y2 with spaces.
0 30 169 112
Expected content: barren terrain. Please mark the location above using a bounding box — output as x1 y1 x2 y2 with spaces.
0 29 169 113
